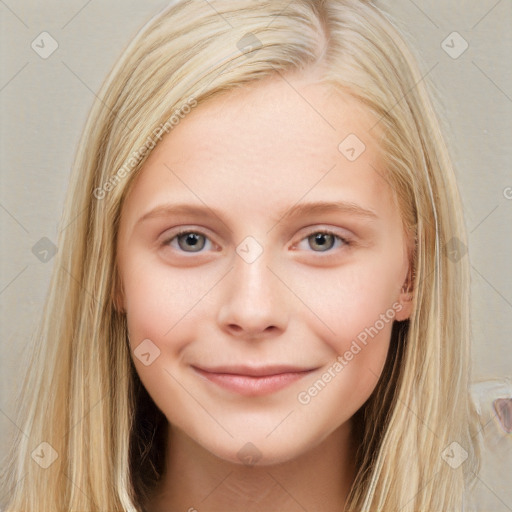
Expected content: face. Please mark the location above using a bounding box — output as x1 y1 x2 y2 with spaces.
116 71 413 466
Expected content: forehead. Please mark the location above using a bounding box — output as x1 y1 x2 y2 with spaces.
121 73 398 228
160 73 380 172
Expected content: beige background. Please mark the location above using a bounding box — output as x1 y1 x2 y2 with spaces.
1 0 511 509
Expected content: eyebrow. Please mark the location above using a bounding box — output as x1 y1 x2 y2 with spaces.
277 201 379 222
135 200 379 227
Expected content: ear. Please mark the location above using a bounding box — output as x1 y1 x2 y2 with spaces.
395 227 416 322
395 272 413 322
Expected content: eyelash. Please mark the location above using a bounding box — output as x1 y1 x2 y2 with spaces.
162 228 351 254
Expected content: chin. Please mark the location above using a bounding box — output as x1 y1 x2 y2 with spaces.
198 432 315 468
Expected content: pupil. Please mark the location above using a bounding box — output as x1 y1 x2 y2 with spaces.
178 232 205 252
310 233 334 251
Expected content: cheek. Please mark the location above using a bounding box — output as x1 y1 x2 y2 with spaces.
287 258 402 411
120 253 225 401
296 333 391 435
121 253 215 347
286 260 402 353
121 261 208 426
293 268 398 426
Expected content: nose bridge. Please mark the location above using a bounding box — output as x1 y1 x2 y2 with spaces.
216 245 288 336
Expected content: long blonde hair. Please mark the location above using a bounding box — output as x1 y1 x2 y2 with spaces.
1 1 479 510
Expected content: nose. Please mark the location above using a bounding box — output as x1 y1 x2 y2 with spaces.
216 251 289 339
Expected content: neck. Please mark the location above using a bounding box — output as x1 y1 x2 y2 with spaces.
145 420 356 512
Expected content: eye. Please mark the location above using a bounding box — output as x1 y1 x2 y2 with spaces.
296 230 349 252
165 231 212 253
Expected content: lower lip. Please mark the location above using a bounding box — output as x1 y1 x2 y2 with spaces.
193 368 313 396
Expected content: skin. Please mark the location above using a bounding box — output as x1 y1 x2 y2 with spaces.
116 69 413 512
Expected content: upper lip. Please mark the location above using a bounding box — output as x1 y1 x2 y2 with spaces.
193 364 317 377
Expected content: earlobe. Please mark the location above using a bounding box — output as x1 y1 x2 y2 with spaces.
395 280 413 322
395 242 415 321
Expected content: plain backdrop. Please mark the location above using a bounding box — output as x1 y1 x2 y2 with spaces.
1 0 511 508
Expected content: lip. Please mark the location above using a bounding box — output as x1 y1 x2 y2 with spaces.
192 365 317 396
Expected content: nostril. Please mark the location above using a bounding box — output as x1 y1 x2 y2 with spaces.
226 323 279 337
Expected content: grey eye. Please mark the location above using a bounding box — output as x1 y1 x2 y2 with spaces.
176 232 206 252
308 233 336 251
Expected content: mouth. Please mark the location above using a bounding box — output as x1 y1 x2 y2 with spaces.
191 364 318 396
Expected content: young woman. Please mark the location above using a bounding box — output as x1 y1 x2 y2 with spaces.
1 1 479 510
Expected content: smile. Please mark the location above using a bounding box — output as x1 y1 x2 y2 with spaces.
192 365 317 396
